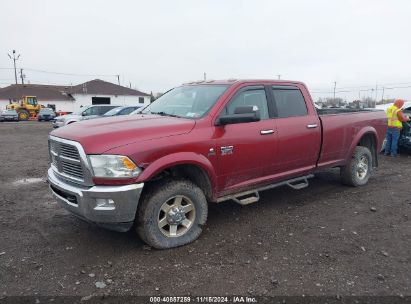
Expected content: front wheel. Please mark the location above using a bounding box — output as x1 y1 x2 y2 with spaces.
136 179 208 249
340 146 372 186
18 110 30 121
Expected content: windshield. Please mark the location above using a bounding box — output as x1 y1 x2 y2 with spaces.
103 107 124 116
40 108 54 113
73 107 89 115
141 85 229 119
3 110 16 114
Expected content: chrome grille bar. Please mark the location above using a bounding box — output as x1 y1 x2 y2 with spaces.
48 136 94 186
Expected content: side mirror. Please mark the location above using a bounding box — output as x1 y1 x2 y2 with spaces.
215 106 260 126
81 112 87 116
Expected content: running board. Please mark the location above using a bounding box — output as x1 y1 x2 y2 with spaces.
217 174 314 205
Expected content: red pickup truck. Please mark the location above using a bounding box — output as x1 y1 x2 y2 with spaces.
48 79 386 249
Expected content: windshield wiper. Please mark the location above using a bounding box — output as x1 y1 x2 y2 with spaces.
150 111 180 118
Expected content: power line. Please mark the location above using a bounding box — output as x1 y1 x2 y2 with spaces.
312 81 411 92
312 85 411 94
22 67 118 78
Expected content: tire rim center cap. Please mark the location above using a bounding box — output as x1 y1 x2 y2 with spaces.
167 207 186 225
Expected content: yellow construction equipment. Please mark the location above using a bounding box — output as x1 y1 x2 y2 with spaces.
6 96 43 120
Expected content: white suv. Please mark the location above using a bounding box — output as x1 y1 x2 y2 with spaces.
53 105 119 128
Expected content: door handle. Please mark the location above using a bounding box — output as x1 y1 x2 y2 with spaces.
260 129 275 135
306 124 318 129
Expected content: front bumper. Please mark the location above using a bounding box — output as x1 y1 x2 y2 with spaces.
47 168 144 232
0 116 18 121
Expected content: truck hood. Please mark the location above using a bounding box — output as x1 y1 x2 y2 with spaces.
50 114 196 154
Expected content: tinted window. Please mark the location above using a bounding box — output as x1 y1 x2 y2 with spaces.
272 87 308 118
99 106 117 115
103 107 123 116
82 106 99 116
120 107 138 115
226 88 269 120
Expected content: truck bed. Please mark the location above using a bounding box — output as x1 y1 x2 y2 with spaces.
316 109 386 169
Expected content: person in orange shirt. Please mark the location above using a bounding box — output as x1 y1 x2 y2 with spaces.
384 99 410 157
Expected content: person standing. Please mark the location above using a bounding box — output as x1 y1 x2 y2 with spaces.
384 99 410 157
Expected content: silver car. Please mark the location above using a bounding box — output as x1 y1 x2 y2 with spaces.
53 105 119 128
0 109 19 122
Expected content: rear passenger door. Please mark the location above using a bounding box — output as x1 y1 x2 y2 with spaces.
269 86 321 177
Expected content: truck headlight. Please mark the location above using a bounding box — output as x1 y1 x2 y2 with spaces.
88 155 141 178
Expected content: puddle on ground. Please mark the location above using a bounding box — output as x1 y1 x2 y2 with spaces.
11 177 45 186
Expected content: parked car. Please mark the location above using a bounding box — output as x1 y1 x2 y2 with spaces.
397 105 411 151
0 109 19 122
102 106 141 117
38 108 56 121
52 105 119 128
47 79 386 249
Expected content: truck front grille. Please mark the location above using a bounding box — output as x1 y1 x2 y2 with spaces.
60 144 80 160
61 161 83 179
49 139 85 182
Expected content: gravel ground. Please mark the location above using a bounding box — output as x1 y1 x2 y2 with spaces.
0 122 410 298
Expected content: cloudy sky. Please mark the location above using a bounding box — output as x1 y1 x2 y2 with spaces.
1 0 411 100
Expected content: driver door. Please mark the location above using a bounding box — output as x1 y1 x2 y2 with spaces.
214 86 278 194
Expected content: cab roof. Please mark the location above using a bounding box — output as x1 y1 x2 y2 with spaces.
182 79 305 86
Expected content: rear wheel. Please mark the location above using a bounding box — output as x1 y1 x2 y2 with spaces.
18 110 30 121
136 179 208 249
340 146 372 186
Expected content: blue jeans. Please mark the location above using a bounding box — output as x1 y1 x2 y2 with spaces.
384 127 400 156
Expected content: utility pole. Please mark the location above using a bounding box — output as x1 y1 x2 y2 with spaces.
381 87 385 102
276 74 281 80
7 50 20 85
374 83 378 107
203 72 207 81
333 81 337 100
20 68 25 85
117 75 120 86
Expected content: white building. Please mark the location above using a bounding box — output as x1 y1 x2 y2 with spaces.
0 79 151 113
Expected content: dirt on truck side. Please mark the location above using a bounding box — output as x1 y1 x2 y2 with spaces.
0 122 410 297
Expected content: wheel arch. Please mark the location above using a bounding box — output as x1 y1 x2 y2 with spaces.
349 128 379 167
137 152 217 202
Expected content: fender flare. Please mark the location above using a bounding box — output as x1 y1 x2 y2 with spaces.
137 152 218 197
346 126 378 165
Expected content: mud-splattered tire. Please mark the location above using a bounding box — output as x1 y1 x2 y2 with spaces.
340 146 372 187
136 179 208 249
